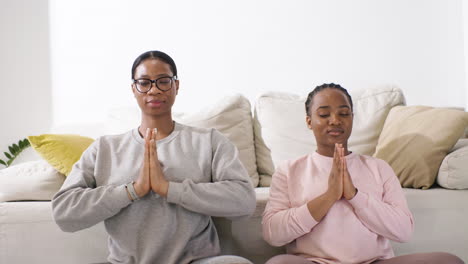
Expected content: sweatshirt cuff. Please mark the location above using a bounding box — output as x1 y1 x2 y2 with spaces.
114 184 133 208
348 189 368 210
167 181 183 204
297 203 318 231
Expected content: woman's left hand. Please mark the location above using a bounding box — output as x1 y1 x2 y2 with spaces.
339 145 357 200
149 128 169 197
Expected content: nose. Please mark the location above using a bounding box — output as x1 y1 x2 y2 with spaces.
329 113 341 125
147 83 162 95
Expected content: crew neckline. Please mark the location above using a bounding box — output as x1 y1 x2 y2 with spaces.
312 150 357 163
131 122 181 145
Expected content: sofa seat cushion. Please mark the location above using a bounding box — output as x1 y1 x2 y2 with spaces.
1 188 468 263
0 201 109 264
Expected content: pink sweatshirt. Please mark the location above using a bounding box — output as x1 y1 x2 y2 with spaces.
262 152 414 264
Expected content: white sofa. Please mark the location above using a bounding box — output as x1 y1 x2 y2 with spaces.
1 86 468 264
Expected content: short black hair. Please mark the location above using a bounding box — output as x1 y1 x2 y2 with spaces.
131 50 177 79
305 83 353 116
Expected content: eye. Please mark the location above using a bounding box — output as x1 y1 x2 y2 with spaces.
137 80 151 86
340 113 350 116
318 114 329 118
159 80 170 84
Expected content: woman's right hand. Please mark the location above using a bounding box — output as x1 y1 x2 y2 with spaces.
132 128 152 198
327 143 343 201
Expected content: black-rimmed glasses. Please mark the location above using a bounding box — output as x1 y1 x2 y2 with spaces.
133 76 177 93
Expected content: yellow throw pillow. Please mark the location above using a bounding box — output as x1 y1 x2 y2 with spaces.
28 134 95 176
373 106 468 189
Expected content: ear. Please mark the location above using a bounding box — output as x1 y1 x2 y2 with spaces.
175 80 180 95
306 115 313 130
131 83 137 97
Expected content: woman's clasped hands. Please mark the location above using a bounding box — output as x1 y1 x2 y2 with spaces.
131 128 169 199
328 143 357 201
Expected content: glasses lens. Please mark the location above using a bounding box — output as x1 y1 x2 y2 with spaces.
156 77 173 91
136 79 151 92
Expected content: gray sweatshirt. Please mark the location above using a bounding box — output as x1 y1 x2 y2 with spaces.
52 123 256 264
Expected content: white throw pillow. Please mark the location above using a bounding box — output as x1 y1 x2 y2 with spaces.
437 139 468 189
254 86 405 187
174 94 259 187
0 160 65 202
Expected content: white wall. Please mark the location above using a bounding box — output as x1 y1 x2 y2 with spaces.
0 0 466 156
0 0 52 158
49 0 466 127
464 0 468 110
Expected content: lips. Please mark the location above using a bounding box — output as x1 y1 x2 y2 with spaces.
146 99 164 107
327 128 344 136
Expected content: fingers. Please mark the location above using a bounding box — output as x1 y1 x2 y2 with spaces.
150 137 155 168
152 128 157 141
144 128 150 168
343 155 347 169
334 143 339 167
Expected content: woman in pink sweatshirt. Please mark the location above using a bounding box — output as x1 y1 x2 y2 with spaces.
262 83 464 264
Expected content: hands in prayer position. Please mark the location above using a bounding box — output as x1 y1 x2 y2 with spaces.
128 128 169 200
327 143 357 201
307 143 357 221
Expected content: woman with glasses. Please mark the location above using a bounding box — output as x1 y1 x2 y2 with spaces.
262 84 464 264
52 50 256 264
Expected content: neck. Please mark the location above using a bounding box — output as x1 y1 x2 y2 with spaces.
316 143 350 157
139 113 174 140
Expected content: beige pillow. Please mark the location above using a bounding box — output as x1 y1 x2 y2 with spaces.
0 160 65 202
374 106 468 189
254 86 405 187
437 139 468 189
174 94 259 187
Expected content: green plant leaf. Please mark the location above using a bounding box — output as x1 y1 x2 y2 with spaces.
24 139 30 146
7 159 13 165
0 159 6 166
8 146 16 155
13 143 20 152
4 152 12 159
19 140 24 148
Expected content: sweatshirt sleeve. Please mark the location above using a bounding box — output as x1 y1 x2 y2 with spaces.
166 129 256 219
348 159 414 242
51 139 132 232
262 163 318 247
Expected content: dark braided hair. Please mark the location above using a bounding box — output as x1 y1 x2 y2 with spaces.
131 50 177 80
305 83 353 116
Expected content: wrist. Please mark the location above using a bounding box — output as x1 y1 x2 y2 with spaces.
325 188 340 202
125 181 140 201
157 180 169 197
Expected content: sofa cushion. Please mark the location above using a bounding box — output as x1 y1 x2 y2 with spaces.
28 134 95 176
437 139 468 189
374 106 468 189
254 86 405 186
0 160 65 202
174 94 259 187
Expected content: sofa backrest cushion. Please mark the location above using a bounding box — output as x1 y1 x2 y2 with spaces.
254 86 405 187
173 94 259 187
374 106 468 189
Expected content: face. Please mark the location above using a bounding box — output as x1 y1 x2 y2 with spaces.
306 88 353 154
132 58 179 117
